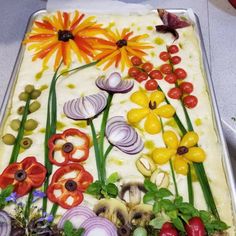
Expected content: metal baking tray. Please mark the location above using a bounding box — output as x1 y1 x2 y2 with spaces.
0 8 235 226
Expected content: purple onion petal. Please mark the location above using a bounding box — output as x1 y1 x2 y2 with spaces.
0 210 11 236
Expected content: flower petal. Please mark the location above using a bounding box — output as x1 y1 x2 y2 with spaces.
154 104 175 118
163 130 179 149
144 113 161 134
184 147 206 162
152 147 175 164
130 91 149 108
127 108 149 123
173 156 188 175
150 91 165 106
180 131 199 147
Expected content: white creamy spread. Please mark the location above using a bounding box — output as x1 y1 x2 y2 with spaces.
0 11 235 234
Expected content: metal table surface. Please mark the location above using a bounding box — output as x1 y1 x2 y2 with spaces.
0 0 236 181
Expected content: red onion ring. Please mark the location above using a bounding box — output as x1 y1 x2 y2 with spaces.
58 206 96 229
63 92 108 120
0 210 11 236
81 216 117 236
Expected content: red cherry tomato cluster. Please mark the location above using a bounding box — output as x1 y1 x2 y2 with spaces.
128 56 162 91
159 45 198 109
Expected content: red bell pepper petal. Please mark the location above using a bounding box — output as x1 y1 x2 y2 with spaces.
14 181 32 196
74 170 93 192
21 156 37 170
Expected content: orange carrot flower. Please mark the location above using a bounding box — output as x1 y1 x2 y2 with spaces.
94 28 153 71
24 11 105 70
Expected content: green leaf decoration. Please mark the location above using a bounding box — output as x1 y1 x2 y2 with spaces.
107 172 120 184
63 220 85 236
144 179 158 192
0 185 14 209
172 217 185 232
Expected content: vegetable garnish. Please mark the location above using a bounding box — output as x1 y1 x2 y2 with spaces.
58 206 96 229
63 92 108 120
156 9 191 41
105 116 144 155
48 128 90 166
0 185 14 209
0 157 46 196
0 210 11 236
80 216 118 236
96 72 134 94
23 11 105 70
47 163 93 209
127 90 175 134
63 220 85 236
93 28 153 71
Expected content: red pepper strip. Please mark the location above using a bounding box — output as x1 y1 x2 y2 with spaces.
48 128 90 166
63 12 69 29
0 156 47 196
47 163 93 209
70 14 85 32
29 34 55 41
123 31 133 40
34 21 55 31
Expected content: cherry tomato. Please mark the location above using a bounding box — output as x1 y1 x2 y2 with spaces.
128 67 140 78
168 87 182 99
149 70 163 80
142 62 153 72
183 95 198 109
160 64 172 74
174 68 187 80
160 222 178 236
185 217 206 236
164 73 178 84
159 51 170 61
168 45 179 54
131 56 142 66
171 56 181 65
145 79 158 91
179 82 193 94
135 72 148 83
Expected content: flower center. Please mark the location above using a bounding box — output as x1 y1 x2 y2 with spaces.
65 180 77 192
149 101 157 110
15 169 27 182
177 146 189 155
58 30 74 42
62 142 74 153
116 39 127 48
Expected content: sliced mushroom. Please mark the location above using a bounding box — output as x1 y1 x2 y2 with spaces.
150 169 169 188
129 204 154 227
93 198 129 227
119 177 146 207
136 156 156 177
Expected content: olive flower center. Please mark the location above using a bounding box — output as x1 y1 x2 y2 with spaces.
62 142 74 153
15 169 27 182
116 39 127 48
177 146 189 155
65 180 77 192
149 101 157 110
58 30 74 42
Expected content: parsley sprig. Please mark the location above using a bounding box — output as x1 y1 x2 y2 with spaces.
63 220 84 236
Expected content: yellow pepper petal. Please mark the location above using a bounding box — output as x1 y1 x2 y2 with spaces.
163 131 179 149
130 91 149 108
154 105 175 118
152 148 176 165
184 147 206 162
174 156 188 175
150 91 165 106
144 113 161 134
180 131 199 147
127 108 149 123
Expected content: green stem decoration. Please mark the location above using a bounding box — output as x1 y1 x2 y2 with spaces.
9 97 31 164
50 203 59 218
24 190 33 221
187 164 194 205
104 144 113 160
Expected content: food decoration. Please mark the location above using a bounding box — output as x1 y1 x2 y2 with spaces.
0 157 47 196
127 90 175 134
0 7 234 236
47 163 93 209
48 128 90 166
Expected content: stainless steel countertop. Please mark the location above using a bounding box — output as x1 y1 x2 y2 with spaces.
0 0 236 181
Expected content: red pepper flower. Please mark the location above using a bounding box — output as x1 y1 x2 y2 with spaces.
48 128 90 166
0 157 47 196
47 163 93 209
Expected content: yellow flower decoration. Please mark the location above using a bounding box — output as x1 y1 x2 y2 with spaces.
93 28 153 71
152 131 206 175
127 91 175 134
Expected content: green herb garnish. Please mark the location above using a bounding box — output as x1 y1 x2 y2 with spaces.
0 185 14 209
64 220 85 236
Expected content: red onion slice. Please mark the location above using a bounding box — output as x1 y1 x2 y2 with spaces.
0 210 11 236
81 216 117 236
105 116 144 155
96 72 134 94
58 206 96 229
63 92 108 120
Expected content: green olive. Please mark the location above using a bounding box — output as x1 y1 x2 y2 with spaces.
10 119 21 131
19 92 29 101
30 89 41 99
24 84 35 94
29 101 41 113
20 137 32 149
17 106 25 115
2 134 16 145
133 227 147 236
24 119 38 130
